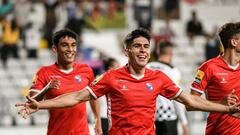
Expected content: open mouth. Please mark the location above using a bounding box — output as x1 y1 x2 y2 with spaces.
137 55 147 61
65 53 75 59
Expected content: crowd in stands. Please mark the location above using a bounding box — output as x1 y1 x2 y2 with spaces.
0 0 125 70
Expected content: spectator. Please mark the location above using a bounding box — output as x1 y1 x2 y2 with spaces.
25 23 41 58
164 0 180 19
133 0 153 31
0 16 20 68
204 26 221 61
186 10 205 46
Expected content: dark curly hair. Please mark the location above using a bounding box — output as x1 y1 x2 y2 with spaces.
218 22 240 49
52 29 78 46
124 28 152 48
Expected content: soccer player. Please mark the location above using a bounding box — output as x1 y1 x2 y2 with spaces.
190 22 240 134
16 28 240 135
25 29 102 135
147 40 189 135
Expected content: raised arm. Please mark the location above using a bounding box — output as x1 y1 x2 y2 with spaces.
174 91 240 114
15 88 94 118
38 88 93 109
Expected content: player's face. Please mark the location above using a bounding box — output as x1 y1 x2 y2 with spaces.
125 36 150 68
54 36 77 65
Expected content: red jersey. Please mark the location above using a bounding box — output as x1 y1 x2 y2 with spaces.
87 66 182 135
30 62 94 135
191 55 240 135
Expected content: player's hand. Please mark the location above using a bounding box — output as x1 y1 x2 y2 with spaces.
94 118 102 135
227 89 239 106
15 96 39 119
48 79 60 90
222 89 239 106
229 102 240 115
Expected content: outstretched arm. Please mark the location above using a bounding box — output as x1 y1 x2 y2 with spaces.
175 91 240 114
15 88 93 118
38 88 92 109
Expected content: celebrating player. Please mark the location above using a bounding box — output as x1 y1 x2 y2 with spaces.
21 29 102 135
191 22 240 134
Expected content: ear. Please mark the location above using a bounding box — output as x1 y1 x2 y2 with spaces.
230 39 238 47
52 45 57 53
124 48 129 57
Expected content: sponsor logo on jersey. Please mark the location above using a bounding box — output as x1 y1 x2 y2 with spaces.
216 72 228 83
74 75 82 83
194 70 204 84
216 72 228 75
49 75 61 78
118 80 129 90
90 74 104 86
146 83 153 92
220 77 227 83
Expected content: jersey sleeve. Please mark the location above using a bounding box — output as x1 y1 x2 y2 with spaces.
158 72 182 99
29 67 49 93
86 65 95 85
191 63 212 94
86 72 111 99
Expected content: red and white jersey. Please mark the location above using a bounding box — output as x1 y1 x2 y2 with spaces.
191 55 240 135
30 62 94 135
87 65 182 135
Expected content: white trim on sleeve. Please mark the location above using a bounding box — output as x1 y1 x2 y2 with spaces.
29 89 41 93
170 89 183 100
190 87 204 94
86 86 98 99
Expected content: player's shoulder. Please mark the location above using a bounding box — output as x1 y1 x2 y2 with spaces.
74 62 93 71
198 56 220 70
37 63 55 72
146 67 166 76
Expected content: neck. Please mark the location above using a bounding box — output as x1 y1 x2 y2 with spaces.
56 61 74 70
128 64 145 77
222 49 240 66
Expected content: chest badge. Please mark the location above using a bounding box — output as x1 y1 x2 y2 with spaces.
75 75 82 83
146 83 153 92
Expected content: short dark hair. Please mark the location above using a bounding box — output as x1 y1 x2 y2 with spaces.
218 22 240 49
158 40 173 55
104 58 117 71
124 28 152 48
52 29 78 46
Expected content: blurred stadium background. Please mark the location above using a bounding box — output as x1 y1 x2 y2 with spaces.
0 0 239 134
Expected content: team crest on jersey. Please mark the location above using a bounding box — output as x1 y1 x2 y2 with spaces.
74 75 82 83
90 74 104 86
194 70 204 84
146 83 153 92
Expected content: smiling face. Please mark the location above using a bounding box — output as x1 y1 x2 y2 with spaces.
125 36 150 69
52 36 77 68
